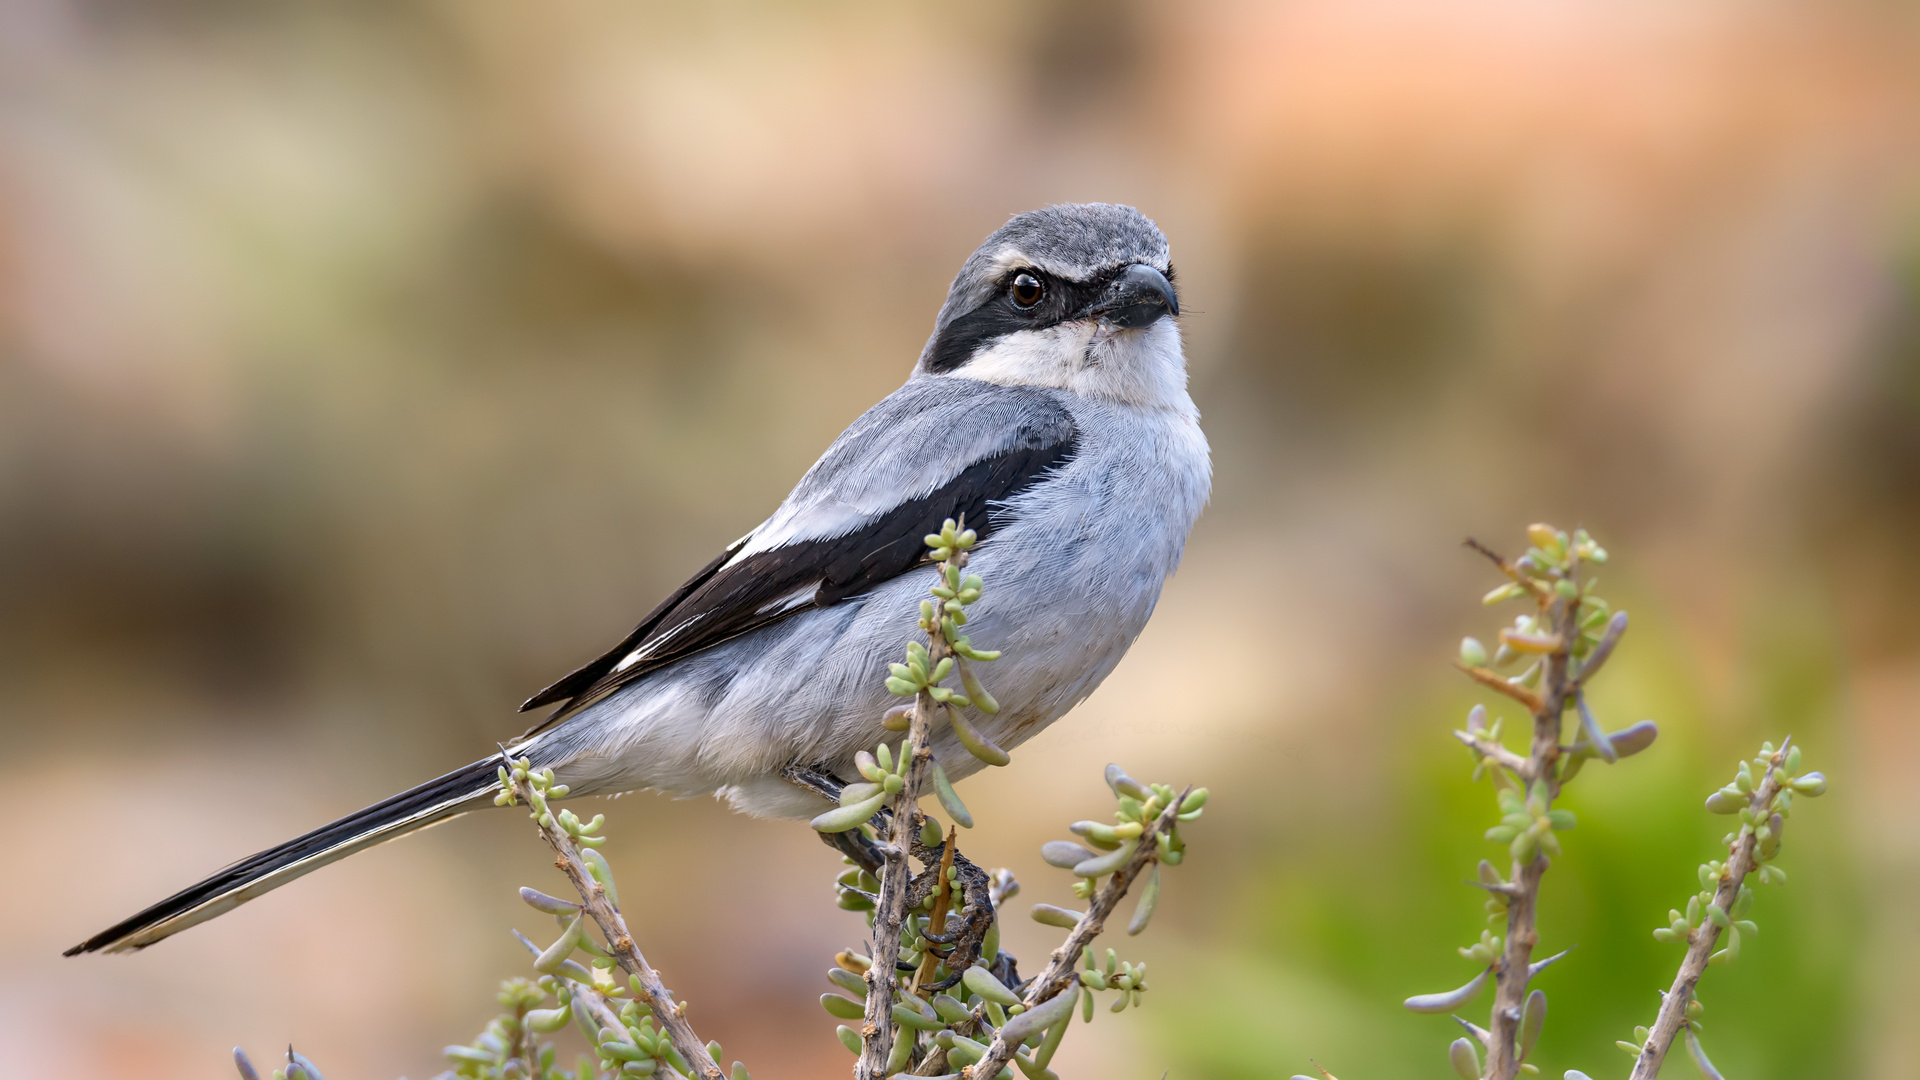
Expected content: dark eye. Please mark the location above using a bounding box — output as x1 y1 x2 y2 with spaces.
1009 271 1044 309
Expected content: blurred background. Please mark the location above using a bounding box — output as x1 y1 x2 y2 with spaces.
2 0 1916 1077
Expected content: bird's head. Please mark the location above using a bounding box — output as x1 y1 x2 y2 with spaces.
915 203 1187 410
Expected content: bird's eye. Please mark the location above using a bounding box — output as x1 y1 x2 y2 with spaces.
1009 271 1044 309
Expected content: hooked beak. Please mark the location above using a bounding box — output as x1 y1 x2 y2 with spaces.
1088 263 1178 329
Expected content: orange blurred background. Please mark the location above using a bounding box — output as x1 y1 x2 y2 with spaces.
3 2 1917 1078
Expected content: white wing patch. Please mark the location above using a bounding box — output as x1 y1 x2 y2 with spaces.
608 580 818 676
756 583 819 616
612 609 716 673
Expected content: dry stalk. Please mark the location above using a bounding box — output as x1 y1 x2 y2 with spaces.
910 828 959 995
1629 741 1791 1080
503 765 722 1080
1455 663 1547 713
965 791 1187 1080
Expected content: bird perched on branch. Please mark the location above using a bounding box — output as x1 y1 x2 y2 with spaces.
70 202 1211 955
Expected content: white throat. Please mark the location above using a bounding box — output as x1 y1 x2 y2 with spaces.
941 319 1193 413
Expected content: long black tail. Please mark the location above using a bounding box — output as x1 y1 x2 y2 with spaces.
66 756 504 955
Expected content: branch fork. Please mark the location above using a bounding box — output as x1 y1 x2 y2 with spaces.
964 791 1187 1080
501 759 724 1080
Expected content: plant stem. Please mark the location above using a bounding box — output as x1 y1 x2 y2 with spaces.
911 828 958 995
966 791 1186 1080
512 930 674 1080
857 550 963 1079
1483 555 1580 1080
503 767 722 1080
1629 742 1790 1080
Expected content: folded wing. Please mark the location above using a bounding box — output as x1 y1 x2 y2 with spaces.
519 378 1078 725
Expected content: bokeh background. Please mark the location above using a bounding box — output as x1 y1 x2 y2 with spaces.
3 1 1917 1077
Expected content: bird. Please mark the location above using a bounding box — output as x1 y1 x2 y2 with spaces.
68 202 1211 955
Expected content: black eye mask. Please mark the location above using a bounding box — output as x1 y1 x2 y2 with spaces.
923 267 1133 375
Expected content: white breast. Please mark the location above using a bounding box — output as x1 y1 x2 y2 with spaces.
951 318 1197 416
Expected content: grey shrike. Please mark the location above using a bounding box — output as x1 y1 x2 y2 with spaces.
70 202 1211 955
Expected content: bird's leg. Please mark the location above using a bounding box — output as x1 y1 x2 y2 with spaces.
780 760 846 801
783 760 1008 985
906 831 1003 990
827 829 887 876
782 761 889 874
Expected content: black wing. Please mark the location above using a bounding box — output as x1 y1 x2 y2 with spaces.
520 384 1077 725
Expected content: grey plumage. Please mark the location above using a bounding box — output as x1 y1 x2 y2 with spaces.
539 377 1207 818
69 202 1210 954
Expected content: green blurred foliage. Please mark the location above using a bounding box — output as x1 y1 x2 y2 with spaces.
1145 588 1860 1079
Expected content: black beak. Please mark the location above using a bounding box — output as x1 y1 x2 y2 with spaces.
1089 263 1179 329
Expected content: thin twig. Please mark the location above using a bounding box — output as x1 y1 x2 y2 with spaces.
1451 730 1532 779
1482 555 1578 1080
1463 537 1507 568
503 764 722 1080
512 930 674 1080
1629 740 1791 1080
1463 538 1551 601
965 790 1187 1080
1454 1015 1493 1046
858 548 965 1079
1454 663 1547 713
